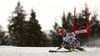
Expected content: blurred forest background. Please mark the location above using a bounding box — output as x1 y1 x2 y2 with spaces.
0 2 100 47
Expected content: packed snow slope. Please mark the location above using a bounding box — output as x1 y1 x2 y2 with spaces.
0 46 99 56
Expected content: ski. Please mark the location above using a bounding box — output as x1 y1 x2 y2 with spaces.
49 49 86 53
49 50 71 53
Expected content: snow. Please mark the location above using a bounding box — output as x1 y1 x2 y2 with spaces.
0 46 99 56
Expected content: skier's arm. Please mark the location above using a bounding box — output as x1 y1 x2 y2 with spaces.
69 32 76 37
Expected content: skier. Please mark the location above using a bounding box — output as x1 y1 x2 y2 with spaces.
57 29 86 52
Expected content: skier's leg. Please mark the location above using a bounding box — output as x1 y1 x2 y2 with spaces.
64 45 70 50
64 44 75 51
75 40 80 47
75 40 86 52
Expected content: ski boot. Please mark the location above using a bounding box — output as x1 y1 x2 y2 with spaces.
81 49 86 52
69 48 75 51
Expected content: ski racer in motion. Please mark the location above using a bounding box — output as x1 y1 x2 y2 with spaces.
57 29 86 52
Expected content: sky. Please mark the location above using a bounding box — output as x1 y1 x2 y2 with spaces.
0 0 100 32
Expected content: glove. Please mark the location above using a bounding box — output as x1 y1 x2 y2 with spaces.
74 46 77 49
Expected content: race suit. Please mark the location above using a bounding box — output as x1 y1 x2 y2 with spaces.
62 32 80 48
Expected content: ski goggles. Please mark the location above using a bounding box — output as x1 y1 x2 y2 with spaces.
60 33 63 35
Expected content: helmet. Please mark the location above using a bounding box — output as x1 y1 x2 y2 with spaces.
59 29 66 36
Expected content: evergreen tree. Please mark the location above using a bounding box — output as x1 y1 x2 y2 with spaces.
8 2 27 46
90 15 100 40
49 21 62 46
62 11 73 32
62 12 66 29
0 26 6 45
64 12 73 32
28 9 47 46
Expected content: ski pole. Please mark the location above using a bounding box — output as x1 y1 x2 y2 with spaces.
87 22 96 29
